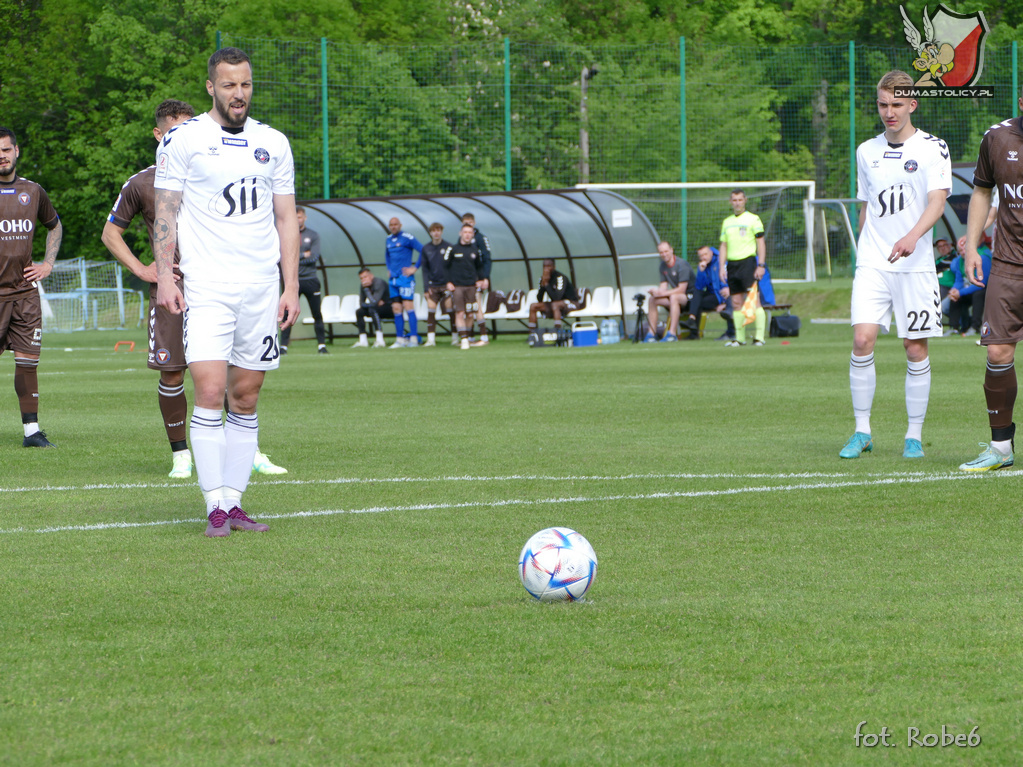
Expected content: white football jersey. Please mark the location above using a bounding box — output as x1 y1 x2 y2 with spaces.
856 129 951 272
154 112 295 284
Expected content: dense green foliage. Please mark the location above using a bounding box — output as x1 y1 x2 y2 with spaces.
2 323 1022 764
0 0 1019 261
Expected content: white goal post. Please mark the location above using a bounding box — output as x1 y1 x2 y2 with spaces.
38 258 145 332
576 181 818 282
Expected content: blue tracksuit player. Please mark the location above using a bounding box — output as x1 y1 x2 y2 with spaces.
385 216 424 347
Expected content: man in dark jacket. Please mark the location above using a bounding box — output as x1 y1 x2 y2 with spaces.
353 267 393 348
527 259 580 334
682 246 736 341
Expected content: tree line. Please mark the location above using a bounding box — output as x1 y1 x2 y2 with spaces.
1 0 1019 261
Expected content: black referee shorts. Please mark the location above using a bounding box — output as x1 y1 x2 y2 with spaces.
726 256 758 294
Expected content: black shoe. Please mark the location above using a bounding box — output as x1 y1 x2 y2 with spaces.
317 346 329 354
681 318 699 334
23 430 55 448
280 346 288 356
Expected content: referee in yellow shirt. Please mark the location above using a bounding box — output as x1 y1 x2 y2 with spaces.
718 189 767 346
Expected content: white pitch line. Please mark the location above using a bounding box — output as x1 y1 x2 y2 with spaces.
0 470 1001 536
1 468 1011 495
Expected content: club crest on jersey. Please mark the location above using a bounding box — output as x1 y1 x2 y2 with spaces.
254 148 270 164
208 175 272 217
904 159 919 173
982 322 991 337
156 348 170 364
18 192 30 206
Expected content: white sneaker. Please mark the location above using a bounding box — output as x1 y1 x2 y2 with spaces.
451 336 460 346
389 338 407 348
252 450 288 475
352 338 369 348
460 338 470 350
169 450 193 479
406 337 419 347
373 338 386 348
423 337 436 347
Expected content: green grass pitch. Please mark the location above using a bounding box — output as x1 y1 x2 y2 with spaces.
2 320 1020 765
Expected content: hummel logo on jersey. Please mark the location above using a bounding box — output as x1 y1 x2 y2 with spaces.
221 137 248 147
1009 150 1019 161
207 146 219 156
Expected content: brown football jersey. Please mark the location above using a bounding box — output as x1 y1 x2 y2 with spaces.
0 177 59 299
107 165 181 292
975 117 1023 266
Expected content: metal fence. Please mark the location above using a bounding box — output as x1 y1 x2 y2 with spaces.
222 34 1019 204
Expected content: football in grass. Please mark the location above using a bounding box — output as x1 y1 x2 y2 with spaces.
518 527 597 601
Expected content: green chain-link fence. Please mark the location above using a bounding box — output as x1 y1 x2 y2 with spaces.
223 34 1018 199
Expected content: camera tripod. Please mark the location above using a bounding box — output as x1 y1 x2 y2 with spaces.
631 294 647 343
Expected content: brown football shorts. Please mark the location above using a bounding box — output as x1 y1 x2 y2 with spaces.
0 292 42 354
147 289 186 371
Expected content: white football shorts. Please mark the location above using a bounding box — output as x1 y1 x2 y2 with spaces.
182 279 282 369
850 266 942 339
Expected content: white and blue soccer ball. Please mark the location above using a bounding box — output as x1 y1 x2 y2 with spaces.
518 527 597 602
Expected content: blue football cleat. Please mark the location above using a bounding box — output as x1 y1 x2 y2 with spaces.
839 432 873 459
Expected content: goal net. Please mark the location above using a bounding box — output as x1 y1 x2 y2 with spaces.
38 258 145 332
576 181 817 282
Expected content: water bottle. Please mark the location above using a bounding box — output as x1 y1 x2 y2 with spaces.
601 318 620 345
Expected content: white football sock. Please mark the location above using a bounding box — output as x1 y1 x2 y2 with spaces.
224 411 259 499
850 352 875 434
190 406 225 495
905 357 931 441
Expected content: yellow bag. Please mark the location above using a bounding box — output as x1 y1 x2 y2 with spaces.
741 282 759 326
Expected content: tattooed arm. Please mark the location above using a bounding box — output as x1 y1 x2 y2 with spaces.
23 220 62 282
153 188 186 314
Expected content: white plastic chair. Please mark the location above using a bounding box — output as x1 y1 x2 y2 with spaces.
304 294 342 324
504 289 539 320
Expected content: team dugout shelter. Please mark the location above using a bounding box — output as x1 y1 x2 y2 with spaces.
288 189 661 340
